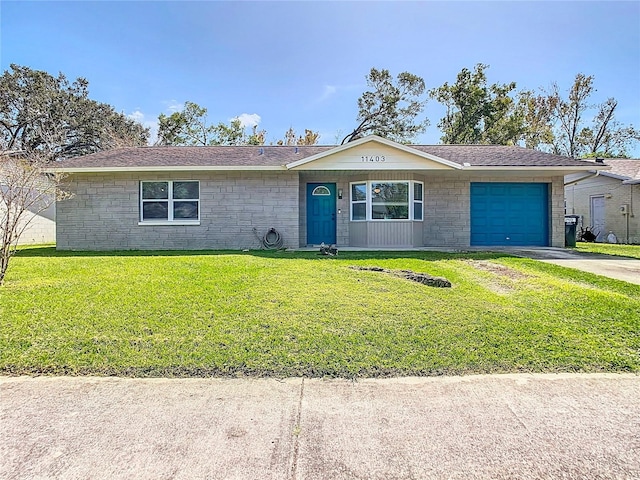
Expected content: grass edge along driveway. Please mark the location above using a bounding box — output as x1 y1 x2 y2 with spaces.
1 247 639 378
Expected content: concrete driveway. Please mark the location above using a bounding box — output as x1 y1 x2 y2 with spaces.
2 374 639 479
486 247 640 285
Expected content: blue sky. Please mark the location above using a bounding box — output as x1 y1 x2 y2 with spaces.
2 0 639 152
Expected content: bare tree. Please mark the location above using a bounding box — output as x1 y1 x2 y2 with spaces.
548 73 593 158
577 98 640 157
276 127 320 146
0 150 70 285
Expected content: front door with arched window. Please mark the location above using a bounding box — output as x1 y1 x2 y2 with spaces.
306 183 336 245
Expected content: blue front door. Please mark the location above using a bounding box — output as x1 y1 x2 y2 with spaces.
307 183 336 245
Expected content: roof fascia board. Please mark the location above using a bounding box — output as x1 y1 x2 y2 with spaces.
44 165 287 173
597 171 632 181
286 135 462 170
462 165 608 172
47 165 603 174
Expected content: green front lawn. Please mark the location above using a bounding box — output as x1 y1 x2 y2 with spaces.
574 242 640 259
1 247 638 377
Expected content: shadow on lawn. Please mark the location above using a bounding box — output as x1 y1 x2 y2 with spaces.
15 246 510 262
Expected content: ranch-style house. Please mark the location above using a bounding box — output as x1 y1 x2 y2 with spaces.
51 135 602 250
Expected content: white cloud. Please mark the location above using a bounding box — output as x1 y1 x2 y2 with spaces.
128 110 159 145
313 83 361 104
128 110 145 123
162 100 183 113
318 85 337 102
233 113 261 128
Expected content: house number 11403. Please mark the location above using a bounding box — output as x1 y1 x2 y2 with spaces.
361 155 386 162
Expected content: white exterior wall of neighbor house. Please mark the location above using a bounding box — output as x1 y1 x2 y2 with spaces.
566 176 640 244
56 171 300 250
17 209 56 244
6 207 56 245
0 198 56 245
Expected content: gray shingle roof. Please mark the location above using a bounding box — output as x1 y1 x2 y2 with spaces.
411 145 589 167
56 145 333 168
595 158 640 180
55 143 595 169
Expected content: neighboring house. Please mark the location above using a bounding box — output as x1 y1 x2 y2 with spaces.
565 159 640 244
50 135 599 251
0 192 56 245
15 202 55 245
0 158 56 245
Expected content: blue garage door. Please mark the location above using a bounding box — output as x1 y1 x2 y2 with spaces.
471 183 549 246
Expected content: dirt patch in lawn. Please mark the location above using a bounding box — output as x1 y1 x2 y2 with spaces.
350 266 452 288
466 260 532 294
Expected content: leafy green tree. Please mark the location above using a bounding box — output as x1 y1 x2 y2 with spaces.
215 118 245 146
341 68 428 144
157 101 215 146
0 64 149 161
429 63 524 145
158 102 320 147
157 102 270 146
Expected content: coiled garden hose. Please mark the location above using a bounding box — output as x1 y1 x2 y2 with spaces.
253 227 284 250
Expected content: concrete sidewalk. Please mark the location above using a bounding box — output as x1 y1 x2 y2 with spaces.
1 374 639 479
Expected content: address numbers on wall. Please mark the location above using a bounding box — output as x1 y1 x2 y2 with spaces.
361 155 386 162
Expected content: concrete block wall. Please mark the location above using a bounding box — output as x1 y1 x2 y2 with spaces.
566 176 640 244
57 170 567 251
57 171 299 250
421 175 470 247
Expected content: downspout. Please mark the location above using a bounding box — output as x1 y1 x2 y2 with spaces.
621 179 638 244
627 184 632 244
564 171 600 216
563 170 600 187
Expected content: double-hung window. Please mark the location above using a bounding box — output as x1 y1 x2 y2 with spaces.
140 181 200 224
350 181 423 221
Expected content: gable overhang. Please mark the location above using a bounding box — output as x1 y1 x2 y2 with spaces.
285 135 462 170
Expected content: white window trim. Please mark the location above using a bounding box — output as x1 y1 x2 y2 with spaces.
350 180 424 222
312 185 331 196
139 180 201 225
413 182 424 221
350 182 368 222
